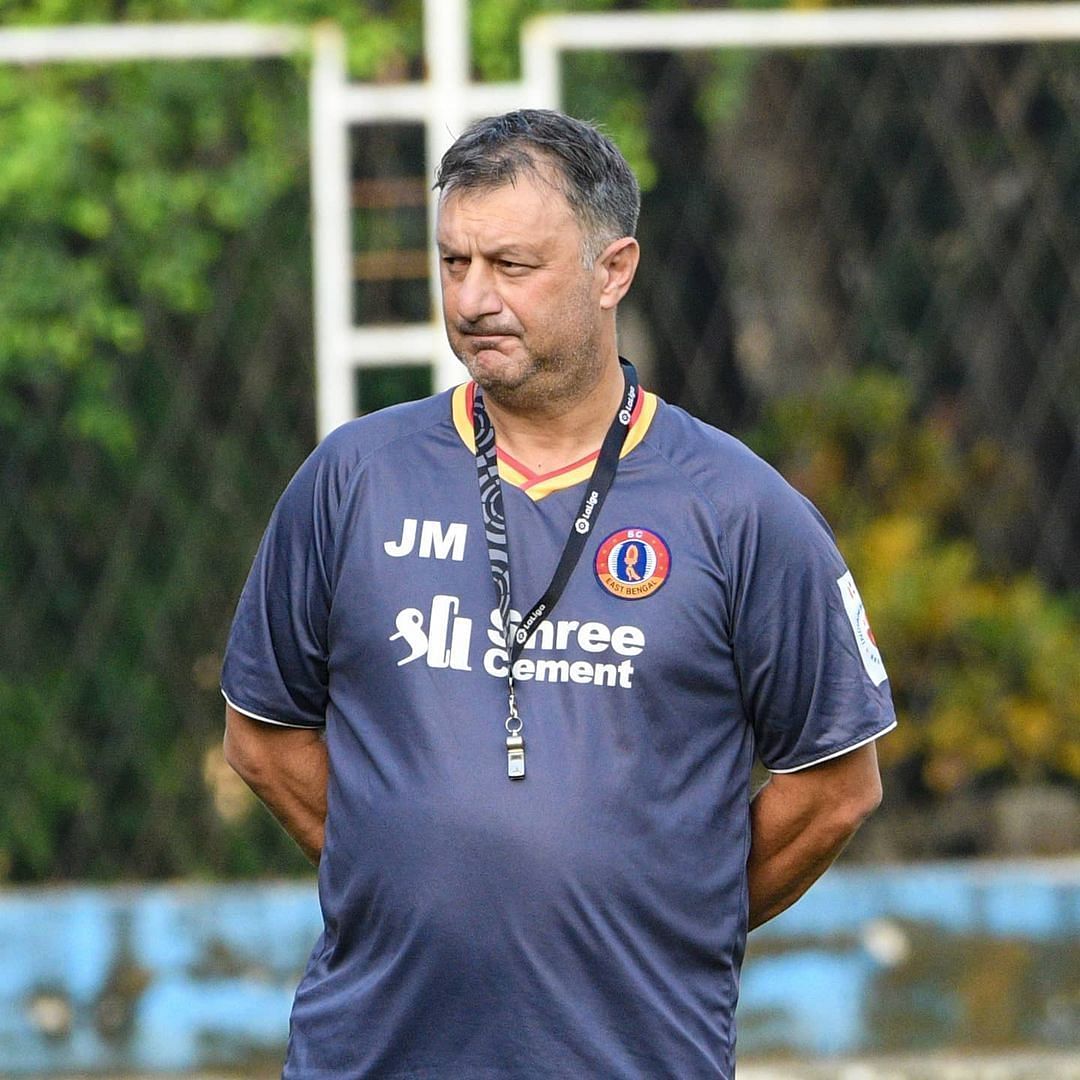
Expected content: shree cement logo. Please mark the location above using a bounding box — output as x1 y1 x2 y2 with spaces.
389 595 645 688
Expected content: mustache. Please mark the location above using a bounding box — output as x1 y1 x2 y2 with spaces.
455 320 520 337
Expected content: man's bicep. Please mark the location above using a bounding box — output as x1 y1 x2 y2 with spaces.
747 741 883 929
223 702 325 778
765 741 883 821
223 703 329 865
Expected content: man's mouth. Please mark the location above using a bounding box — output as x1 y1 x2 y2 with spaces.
459 325 518 339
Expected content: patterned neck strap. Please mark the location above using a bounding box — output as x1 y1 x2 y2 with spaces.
472 361 639 780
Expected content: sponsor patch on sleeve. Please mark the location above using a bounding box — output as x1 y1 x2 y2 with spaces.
837 570 888 686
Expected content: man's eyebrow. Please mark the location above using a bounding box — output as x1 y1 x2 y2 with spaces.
436 240 541 260
489 245 540 260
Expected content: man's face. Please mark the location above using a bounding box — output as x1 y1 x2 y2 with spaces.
436 170 606 407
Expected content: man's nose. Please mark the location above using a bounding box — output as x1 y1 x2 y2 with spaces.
456 262 502 322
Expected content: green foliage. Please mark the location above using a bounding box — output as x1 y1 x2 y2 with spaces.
471 0 697 193
0 0 765 882
0 0 423 79
0 0 425 883
750 372 1080 792
3 1 1075 880
471 0 613 82
564 51 658 191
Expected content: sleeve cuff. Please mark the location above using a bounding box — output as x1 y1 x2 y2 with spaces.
766 719 897 774
221 689 326 730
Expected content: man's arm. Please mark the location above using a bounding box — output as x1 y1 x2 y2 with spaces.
747 742 882 930
223 704 328 866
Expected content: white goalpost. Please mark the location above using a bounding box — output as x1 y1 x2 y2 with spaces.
3 2 1080 437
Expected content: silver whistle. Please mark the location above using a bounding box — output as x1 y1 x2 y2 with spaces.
506 733 525 780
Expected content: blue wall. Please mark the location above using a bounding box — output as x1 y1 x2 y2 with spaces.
2 861 1077 1074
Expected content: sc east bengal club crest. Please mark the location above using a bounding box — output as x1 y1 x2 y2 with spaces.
595 527 671 600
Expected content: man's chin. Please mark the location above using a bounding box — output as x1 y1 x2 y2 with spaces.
459 347 532 391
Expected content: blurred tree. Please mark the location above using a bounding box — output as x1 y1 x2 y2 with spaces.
0 0 423 880
2 0 1076 881
0 0 704 884
750 370 1080 798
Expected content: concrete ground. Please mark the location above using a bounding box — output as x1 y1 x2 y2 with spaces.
738 1054 1080 1079
51 1052 1080 1079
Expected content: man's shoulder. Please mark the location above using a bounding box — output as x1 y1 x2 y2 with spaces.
313 387 456 468
644 398 789 497
644 396 838 552
280 389 459 510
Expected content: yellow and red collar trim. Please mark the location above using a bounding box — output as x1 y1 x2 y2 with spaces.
451 381 658 501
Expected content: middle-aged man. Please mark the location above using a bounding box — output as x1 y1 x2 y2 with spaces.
222 109 896 1079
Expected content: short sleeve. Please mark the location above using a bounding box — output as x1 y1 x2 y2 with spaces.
727 471 896 773
221 442 344 729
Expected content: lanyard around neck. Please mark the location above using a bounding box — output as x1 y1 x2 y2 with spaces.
471 360 639 779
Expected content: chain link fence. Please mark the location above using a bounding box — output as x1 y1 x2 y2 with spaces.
0 54 319 880
2 22 1079 882
610 39 1080 592
588 37 1080 854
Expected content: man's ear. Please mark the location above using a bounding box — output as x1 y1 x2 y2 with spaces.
597 237 640 310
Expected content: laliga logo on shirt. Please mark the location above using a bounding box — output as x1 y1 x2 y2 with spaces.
574 490 599 535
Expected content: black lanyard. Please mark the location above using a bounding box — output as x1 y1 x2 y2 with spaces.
472 360 639 779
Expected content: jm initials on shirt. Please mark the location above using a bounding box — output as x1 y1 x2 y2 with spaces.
384 518 468 561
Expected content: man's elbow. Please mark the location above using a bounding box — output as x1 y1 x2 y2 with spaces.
832 770 883 839
223 710 272 788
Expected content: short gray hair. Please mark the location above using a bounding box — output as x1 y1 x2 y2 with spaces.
434 109 640 265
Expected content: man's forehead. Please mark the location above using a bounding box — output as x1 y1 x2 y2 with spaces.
437 174 576 237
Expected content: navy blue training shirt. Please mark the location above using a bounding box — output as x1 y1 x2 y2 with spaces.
222 382 896 1079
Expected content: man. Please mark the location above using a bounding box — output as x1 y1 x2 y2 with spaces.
222 109 894 1079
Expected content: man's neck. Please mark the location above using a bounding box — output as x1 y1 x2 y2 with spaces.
482 359 627 475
